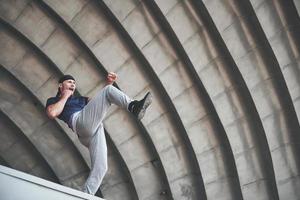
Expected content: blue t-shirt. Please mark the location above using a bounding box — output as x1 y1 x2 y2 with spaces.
46 95 88 128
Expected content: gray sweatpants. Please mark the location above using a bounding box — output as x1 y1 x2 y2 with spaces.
71 85 132 195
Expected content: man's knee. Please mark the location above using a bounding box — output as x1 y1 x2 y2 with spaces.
104 84 113 92
103 85 115 101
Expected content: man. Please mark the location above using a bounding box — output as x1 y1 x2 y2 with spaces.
46 72 152 195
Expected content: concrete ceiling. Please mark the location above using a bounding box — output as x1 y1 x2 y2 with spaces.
0 0 300 199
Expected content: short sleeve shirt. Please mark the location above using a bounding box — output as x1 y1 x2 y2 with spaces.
46 95 88 127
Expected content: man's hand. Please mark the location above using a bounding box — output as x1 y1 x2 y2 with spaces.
61 88 73 99
46 88 73 119
106 72 117 85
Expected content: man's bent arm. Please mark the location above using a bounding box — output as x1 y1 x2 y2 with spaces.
46 96 69 119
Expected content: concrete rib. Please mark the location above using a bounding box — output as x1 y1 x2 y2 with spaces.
246 0 300 199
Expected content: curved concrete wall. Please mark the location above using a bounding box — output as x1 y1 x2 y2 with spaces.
0 0 299 199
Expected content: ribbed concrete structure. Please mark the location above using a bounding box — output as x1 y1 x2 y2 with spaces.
0 0 299 199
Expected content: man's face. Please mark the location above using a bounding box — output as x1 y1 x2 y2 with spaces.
59 79 76 95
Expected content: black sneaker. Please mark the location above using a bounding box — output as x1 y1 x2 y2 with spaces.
128 92 152 120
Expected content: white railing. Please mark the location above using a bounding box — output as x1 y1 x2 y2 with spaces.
0 165 104 200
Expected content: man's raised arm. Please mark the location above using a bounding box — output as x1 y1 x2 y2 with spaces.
46 90 72 119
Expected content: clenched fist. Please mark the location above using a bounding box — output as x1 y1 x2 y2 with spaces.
61 88 73 99
106 72 117 85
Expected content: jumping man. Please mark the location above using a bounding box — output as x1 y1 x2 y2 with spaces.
45 72 152 195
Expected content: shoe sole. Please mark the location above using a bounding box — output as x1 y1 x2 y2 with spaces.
137 92 152 120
